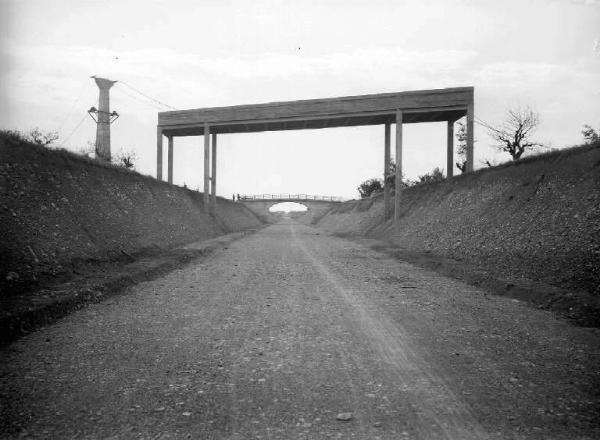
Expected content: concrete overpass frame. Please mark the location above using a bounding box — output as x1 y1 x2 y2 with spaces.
156 87 474 224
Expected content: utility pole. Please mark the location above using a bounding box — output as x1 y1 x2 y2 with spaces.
88 76 118 162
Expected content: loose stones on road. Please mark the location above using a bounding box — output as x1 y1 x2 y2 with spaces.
336 412 353 421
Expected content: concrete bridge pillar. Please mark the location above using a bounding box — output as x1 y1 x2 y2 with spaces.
156 128 163 180
383 123 391 220
201 126 218 214
447 121 454 178
167 135 174 184
157 127 217 214
204 124 210 213
394 110 403 225
211 133 217 214
466 100 474 172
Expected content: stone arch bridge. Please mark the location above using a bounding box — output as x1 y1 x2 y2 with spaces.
238 194 343 223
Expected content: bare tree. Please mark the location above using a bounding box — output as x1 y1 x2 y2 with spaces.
483 106 542 160
357 178 383 198
416 167 445 184
455 122 468 173
384 159 414 189
581 124 599 144
26 127 59 146
114 149 137 170
76 140 96 158
385 159 396 188
120 154 135 169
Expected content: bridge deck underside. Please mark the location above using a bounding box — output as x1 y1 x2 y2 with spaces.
160 109 466 136
158 87 472 137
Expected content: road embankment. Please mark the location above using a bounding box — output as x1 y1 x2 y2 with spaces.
317 144 600 324
0 132 263 296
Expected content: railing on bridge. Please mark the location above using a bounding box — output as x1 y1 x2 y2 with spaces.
238 194 343 202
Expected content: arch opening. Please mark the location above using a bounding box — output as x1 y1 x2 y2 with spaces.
269 202 308 213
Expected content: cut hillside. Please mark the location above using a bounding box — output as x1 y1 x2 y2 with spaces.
318 144 600 303
0 132 263 296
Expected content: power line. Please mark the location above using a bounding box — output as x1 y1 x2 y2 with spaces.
58 113 88 148
474 116 497 132
113 83 168 110
113 84 165 111
118 80 178 110
57 80 91 133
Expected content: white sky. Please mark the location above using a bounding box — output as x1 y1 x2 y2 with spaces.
1 0 599 199
270 202 308 213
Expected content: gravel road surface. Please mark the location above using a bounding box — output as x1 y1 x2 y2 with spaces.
1 222 599 439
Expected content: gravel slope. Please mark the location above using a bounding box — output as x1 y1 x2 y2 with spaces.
0 134 262 296
1 222 598 439
318 144 600 297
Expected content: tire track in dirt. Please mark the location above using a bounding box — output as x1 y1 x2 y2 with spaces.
2 221 598 439
290 222 489 439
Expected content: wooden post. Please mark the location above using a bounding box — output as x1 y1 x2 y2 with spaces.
447 121 454 178
394 110 403 225
204 124 210 212
383 123 391 220
466 101 474 172
167 135 174 184
156 127 163 180
210 133 217 214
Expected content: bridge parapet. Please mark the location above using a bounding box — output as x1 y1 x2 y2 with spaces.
239 194 343 203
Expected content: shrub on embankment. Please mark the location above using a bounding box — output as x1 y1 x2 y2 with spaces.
0 132 263 295
318 143 600 296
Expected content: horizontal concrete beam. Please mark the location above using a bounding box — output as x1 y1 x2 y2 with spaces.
159 87 473 136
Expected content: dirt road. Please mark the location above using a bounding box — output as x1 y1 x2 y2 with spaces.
1 222 599 439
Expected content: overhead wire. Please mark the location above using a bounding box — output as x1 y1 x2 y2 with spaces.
57 79 91 133
474 116 502 134
118 80 178 110
112 84 165 111
58 113 89 148
453 115 497 131
474 116 491 127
